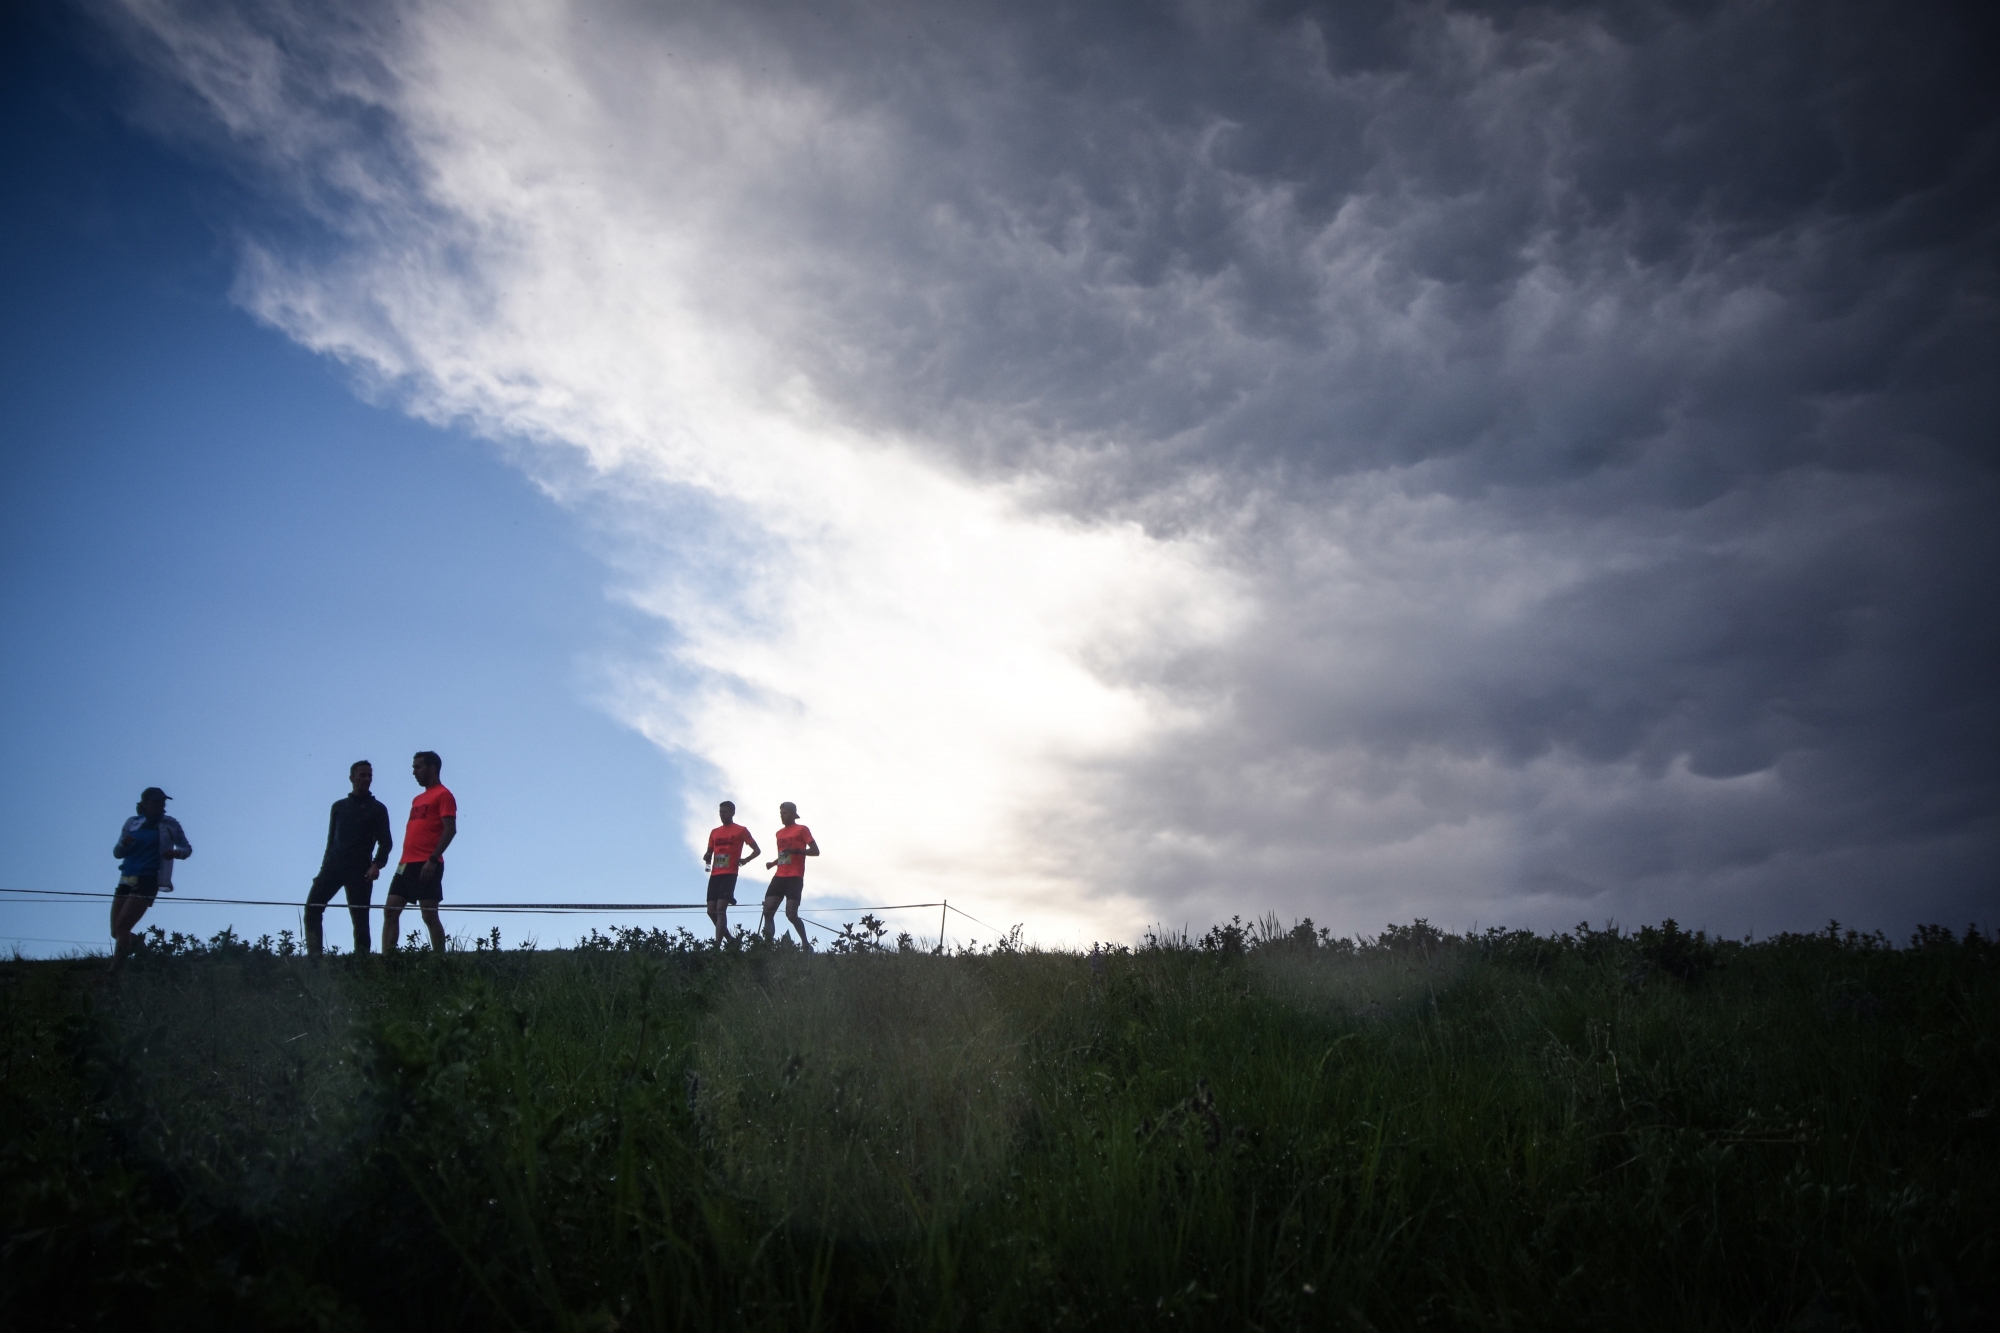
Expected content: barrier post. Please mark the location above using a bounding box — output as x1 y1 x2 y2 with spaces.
940 899 949 954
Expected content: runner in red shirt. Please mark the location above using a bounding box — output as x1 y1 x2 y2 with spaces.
702 801 761 944
384 750 455 953
760 801 819 948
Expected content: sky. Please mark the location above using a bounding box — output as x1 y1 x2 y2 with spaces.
2 0 1994 955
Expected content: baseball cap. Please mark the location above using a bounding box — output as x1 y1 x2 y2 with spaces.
140 786 173 803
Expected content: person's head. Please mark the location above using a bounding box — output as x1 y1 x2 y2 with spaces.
412 751 442 788
350 760 374 793
718 800 736 823
778 801 798 826
136 787 171 819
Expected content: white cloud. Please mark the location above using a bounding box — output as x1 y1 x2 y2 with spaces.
116 0 1246 942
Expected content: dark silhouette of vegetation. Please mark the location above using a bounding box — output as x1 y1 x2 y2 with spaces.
2 917 1994 1329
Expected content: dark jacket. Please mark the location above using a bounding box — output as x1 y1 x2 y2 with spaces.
322 792 393 870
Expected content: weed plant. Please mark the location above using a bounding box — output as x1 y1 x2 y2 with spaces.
1 916 1994 1330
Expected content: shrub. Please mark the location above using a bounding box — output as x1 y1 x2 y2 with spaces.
1634 917 1720 982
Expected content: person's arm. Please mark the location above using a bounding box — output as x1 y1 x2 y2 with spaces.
767 833 811 869
743 835 762 861
369 804 394 879
421 816 456 880
167 819 192 859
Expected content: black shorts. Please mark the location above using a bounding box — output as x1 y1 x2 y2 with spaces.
388 861 444 904
706 873 739 905
115 873 159 898
764 876 803 908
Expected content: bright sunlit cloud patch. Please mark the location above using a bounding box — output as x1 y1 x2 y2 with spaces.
115 0 1243 941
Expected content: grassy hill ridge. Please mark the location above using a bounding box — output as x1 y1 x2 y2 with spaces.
3 918 1994 1329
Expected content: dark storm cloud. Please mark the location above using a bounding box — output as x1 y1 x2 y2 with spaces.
610 0 1997 492
651 0 1999 930
106 0 2000 933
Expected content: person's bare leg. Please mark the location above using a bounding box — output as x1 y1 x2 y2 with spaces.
109 898 130 961
113 895 150 939
709 900 729 944
109 894 152 966
785 901 811 951
420 904 446 952
382 897 405 953
760 896 780 941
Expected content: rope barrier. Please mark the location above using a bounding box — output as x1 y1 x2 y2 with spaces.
0 887 1013 962
1 934 113 948
0 888 1006 947
941 902 1006 935
0 886 952 915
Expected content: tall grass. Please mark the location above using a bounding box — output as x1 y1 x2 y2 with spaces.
2 918 1993 1329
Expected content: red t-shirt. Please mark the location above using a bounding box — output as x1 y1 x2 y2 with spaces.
401 784 457 864
772 823 813 878
707 823 752 876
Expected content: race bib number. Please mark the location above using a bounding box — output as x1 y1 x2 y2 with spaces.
713 852 733 872
777 852 794 866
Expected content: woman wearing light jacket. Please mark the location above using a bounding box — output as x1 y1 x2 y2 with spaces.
111 786 191 966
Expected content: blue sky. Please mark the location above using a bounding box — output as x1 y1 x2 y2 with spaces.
1 11 714 954
4 1 1994 952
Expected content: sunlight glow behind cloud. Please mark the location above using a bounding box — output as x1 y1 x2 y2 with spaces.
117 0 1246 940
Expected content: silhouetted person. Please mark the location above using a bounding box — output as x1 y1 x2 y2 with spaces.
703 800 761 944
760 801 819 948
383 751 454 953
110 786 190 967
304 760 393 957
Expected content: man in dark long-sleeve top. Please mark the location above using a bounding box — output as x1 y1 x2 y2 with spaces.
304 760 394 957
